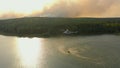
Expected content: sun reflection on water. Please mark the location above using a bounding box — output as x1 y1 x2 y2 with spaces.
16 37 43 68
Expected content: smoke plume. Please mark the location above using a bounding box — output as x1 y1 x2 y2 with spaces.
0 0 120 19
38 0 120 17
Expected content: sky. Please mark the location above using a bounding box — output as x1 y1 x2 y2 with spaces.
0 0 120 19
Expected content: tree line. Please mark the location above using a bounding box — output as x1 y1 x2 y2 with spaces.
0 17 120 37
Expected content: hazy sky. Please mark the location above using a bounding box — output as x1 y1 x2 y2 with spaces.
0 0 120 19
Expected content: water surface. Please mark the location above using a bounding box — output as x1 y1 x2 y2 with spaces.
0 35 120 68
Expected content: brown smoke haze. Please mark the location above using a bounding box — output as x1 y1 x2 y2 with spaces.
0 0 120 19
0 12 25 19
38 0 120 17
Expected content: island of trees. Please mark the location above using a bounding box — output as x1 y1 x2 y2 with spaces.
0 17 120 37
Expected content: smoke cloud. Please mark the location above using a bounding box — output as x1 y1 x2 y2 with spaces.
0 0 120 19
38 0 120 17
0 12 25 19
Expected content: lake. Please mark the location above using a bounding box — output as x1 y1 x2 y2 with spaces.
0 35 120 68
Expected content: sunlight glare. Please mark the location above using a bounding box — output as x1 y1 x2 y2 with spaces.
17 38 43 68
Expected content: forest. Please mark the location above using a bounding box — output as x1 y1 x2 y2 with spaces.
0 17 120 37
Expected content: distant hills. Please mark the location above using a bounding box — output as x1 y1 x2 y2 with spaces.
0 17 120 37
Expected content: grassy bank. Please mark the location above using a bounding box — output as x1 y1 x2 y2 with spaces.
0 17 120 37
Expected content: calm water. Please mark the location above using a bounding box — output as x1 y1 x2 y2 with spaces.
0 35 120 68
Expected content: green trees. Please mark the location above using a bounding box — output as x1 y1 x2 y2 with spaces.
0 17 120 37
